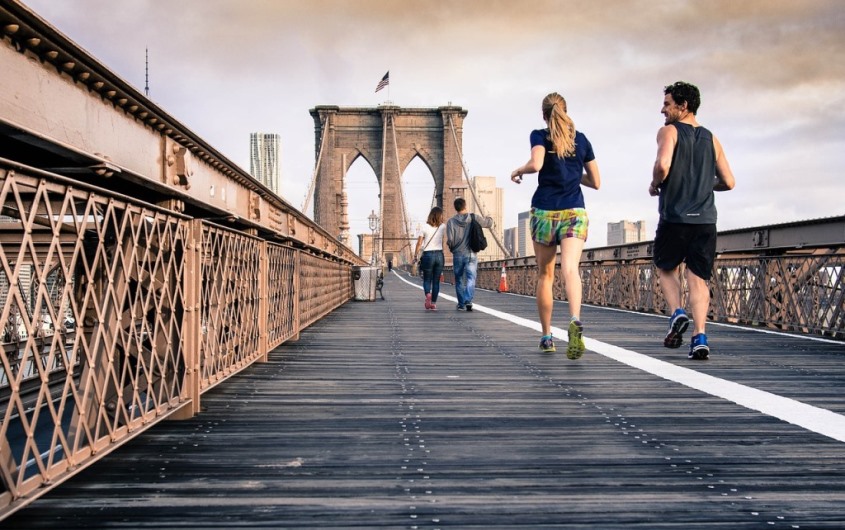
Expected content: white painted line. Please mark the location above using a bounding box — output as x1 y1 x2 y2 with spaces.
392 271 845 443
583 302 845 345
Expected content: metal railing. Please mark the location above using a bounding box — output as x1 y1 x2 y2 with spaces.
0 164 355 518
448 219 844 340
0 1 365 519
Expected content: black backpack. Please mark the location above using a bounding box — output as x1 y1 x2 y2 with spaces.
468 213 488 252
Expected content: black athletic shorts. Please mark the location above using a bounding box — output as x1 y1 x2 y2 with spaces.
652 221 717 280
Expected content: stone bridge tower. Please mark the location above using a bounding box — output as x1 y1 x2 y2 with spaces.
309 105 468 265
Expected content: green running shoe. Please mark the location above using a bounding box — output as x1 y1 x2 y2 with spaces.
567 319 585 360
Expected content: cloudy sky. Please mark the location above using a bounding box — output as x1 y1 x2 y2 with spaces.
20 0 845 248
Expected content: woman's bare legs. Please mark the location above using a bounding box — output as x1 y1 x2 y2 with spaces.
534 241 558 336
560 237 585 319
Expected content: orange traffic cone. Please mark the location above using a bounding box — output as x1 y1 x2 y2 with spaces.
497 265 509 293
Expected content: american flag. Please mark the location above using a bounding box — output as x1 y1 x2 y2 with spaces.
375 71 389 93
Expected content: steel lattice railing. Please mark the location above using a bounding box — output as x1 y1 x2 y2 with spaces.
464 249 844 340
0 166 356 517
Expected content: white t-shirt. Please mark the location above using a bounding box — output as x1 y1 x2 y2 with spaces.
420 223 445 252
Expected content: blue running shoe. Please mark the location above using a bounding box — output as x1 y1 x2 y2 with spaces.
539 335 555 353
689 333 710 360
664 308 690 349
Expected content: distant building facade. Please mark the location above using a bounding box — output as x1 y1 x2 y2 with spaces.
517 211 534 258
467 176 504 261
607 220 647 245
503 227 517 259
249 132 281 194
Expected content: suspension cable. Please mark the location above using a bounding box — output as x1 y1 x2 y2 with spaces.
447 115 511 258
301 117 329 215
390 114 414 265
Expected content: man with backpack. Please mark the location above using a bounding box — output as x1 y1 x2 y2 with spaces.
446 197 494 311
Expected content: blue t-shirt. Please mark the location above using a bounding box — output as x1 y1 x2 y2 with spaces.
529 128 595 210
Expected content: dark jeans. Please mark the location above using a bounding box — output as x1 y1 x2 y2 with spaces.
420 250 445 302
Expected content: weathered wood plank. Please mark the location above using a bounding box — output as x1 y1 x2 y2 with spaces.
6 273 845 529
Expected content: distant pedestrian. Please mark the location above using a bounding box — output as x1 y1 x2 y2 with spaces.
446 197 493 312
413 206 446 311
511 92 601 358
650 81 735 360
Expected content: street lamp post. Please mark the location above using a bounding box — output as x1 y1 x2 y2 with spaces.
368 209 380 266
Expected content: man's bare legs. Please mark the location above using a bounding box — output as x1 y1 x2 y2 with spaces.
657 265 690 348
657 265 708 334
657 266 683 311
684 268 710 336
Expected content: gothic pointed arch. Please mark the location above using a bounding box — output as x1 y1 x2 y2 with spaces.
345 149 378 179
309 105 467 265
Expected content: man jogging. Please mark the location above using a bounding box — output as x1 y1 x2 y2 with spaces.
650 81 735 360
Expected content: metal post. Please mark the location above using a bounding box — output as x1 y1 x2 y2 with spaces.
173 219 203 420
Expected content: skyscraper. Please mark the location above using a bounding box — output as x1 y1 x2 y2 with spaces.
249 133 281 195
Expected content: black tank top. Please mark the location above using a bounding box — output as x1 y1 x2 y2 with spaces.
658 122 717 224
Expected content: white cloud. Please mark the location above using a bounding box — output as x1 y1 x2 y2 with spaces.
19 0 845 248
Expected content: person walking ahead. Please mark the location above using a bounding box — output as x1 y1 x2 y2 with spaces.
650 81 735 360
446 197 493 312
510 92 601 359
413 206 446 311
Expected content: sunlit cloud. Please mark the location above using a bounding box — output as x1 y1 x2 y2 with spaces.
20 0 845 247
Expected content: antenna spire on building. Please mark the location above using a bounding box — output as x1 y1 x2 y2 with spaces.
144 47 149 97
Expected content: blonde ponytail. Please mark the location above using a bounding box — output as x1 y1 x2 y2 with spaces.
542 93 576 157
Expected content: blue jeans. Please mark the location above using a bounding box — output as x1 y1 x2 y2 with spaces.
420 250 445 302
452 252 478 307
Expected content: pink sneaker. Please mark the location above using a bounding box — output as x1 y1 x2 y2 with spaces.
430 303 437 311
425 293 432 310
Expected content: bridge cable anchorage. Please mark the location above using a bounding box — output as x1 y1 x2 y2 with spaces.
447 115 511 258
391 114 414 265
301 116 329 216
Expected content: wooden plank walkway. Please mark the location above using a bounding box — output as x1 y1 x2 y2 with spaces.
6 271 845 529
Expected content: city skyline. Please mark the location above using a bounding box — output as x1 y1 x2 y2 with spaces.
21 0 845 248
